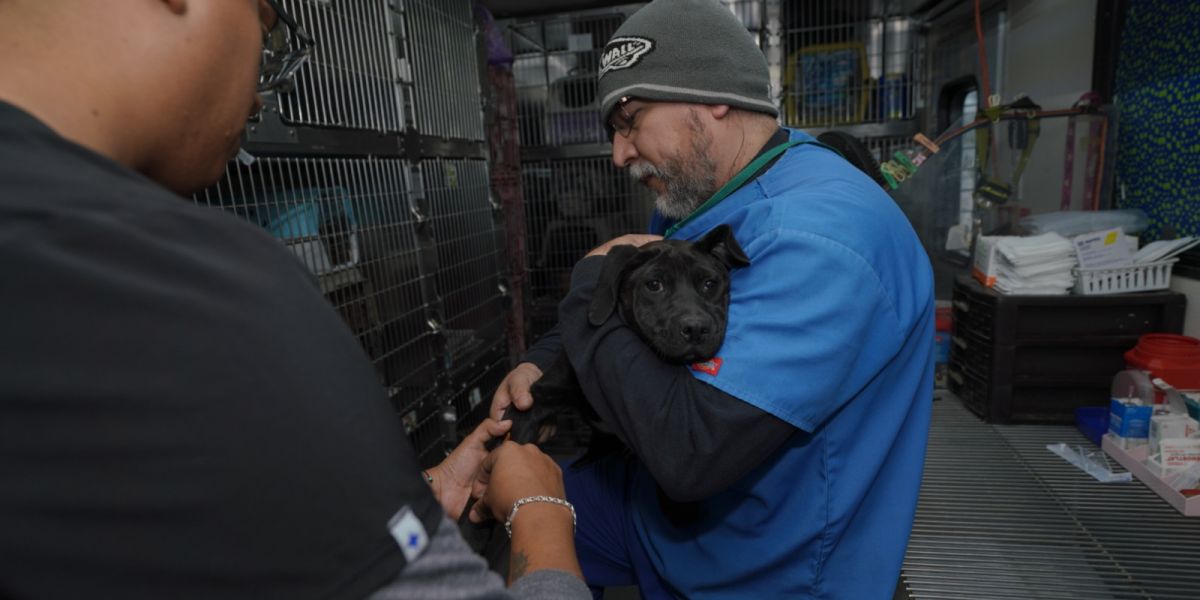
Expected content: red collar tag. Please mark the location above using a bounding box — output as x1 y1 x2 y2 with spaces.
690 357 723 376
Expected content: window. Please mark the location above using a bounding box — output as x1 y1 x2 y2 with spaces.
957 89 979 233
937 78 979 256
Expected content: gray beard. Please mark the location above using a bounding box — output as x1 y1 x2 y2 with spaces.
628 112 719 220
630 161 707 220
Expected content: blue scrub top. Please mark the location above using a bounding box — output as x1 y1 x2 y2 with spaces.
637 129 934 599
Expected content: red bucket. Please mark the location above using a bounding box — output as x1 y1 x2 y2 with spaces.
1125 334 1200 390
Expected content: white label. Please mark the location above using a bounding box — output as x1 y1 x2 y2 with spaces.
1073 228 1132 269
388 506 429 563
1161 438 1200 469
599 36 655 78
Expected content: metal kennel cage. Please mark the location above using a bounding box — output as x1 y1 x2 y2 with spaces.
184 0 931 462
192 0 498 466
518 156 653 336
778 0 926 129
193 156 451 463
404 0 488 140
499 6 655 340
499 1 927 342
273 0 408 132
504 6 634 148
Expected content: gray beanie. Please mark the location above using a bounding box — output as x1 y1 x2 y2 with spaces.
597 0 777 122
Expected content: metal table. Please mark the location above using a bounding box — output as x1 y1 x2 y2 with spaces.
899 394 1200 600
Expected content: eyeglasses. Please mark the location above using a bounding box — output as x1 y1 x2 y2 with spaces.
607 96 642 139
258 0 315 94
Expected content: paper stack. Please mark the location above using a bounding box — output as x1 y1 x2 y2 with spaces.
1132 237 1200 264
974 233 1078 295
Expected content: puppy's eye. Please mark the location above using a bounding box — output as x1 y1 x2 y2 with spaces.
702 279 718 291
644 280 663 292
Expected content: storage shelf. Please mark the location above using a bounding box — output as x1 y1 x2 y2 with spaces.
948 274 1186 424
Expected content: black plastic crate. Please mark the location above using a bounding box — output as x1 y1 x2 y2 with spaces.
951 284 997 342
949 365 1114 424
952 275 1186 344
949 275 1186 424
949 328 993 378
947 366 986 419
1006 339 1143 379
952 336 1146 380
1003 380 1114 424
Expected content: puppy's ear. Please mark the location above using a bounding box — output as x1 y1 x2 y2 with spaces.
694 224 750 269
588 245 639 326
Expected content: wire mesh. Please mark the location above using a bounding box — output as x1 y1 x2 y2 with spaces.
863 134 912 166
273 0 405 132
404 0 486 140
903 396 1200 599
722 0 766 45
520 157 654 336
405 397 450 469
502 1 925 140
780 0 923 128
415 158 507 369
501 3 768 148
184 2 506 460
448 345 509 436
191 157 443 425
502 8 634 148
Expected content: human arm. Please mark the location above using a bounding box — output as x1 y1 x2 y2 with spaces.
584 233 662 257
368 441 587 599
487 234 663 422
562 228 913 503
423 418 512 519
489 362 545 422
557 255 796 502
488 327 563 422
365 515 589 600
469 442 583 586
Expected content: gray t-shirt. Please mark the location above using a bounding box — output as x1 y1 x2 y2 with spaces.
369 517 590 600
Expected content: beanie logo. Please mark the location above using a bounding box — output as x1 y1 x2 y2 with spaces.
599 36 656 79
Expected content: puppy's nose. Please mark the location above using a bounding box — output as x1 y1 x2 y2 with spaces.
680 319 711 344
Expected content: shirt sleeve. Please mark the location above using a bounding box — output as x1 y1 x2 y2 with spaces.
366 517 590 600
556 257 796 502
690 228 908 431
520 324 564 373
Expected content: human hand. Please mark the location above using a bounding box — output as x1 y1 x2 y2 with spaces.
585 233 662 257
426 418 512 520
490 362 543 421
469 441 566 524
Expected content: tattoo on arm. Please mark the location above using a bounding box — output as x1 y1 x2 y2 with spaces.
509 550 530 582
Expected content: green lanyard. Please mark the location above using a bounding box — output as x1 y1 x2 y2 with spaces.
663 139 834 238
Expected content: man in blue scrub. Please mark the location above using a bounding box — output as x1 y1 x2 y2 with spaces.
491 0 934 597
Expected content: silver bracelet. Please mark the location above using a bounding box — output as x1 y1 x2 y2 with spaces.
504 495 576 538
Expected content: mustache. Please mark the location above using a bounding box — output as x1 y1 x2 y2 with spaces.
628 161 665 180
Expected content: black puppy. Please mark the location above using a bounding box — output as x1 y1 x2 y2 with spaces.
506 224 750 454
458 225 749 572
